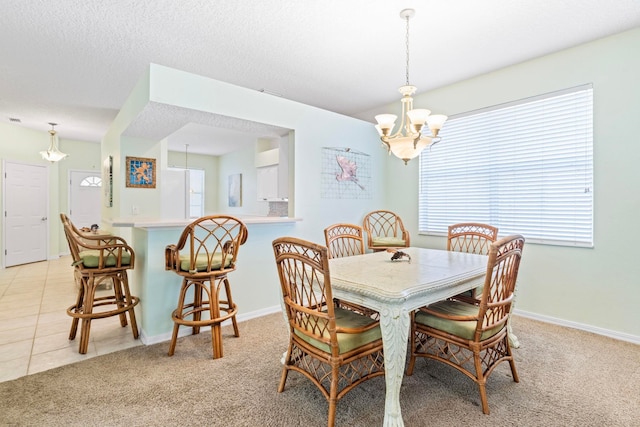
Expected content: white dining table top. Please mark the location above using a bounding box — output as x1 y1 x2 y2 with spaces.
329 247 487 302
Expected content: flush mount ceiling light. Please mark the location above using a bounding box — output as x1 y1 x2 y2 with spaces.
40 122 68 162
375 8 447 165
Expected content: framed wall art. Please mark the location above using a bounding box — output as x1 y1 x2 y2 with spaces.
228 173 242 207
126 156 156 188
321 147 371 199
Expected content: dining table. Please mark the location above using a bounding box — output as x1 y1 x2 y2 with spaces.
328 246 488 427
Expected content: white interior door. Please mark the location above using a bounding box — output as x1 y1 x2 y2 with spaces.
3 161 49 267
69 170 102 228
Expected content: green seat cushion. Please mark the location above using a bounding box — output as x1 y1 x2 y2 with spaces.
179 253 233 272
372 236 406 247
79 250 131 268
294 307 381 354
415 300 503 340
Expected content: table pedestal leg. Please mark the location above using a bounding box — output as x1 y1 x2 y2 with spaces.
379 305 410 427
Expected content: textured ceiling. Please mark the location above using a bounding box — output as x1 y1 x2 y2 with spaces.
1 0 640 155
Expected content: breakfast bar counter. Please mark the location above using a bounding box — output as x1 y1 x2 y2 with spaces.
106 215 301 345
108 215 301 228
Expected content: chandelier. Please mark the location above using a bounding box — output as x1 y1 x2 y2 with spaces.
375 9 447 165
40 122 68 162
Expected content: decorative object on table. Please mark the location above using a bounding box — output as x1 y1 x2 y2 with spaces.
40 122 68 162
103 155 113 207
228 173 242 207
90 224 99 233
126 156 156 188
373 9 448 165
321 147 371 199
387 248 411 263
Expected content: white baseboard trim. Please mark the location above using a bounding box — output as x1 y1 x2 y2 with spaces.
140 304 283 346
513 309 640 345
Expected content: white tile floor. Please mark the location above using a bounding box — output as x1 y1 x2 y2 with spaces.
0 256 142 383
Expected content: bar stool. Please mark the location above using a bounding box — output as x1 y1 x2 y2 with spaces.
165 215 248 359
60 214 139 354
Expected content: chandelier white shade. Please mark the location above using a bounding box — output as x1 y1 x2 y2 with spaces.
375 9 447 165
40 122 68 162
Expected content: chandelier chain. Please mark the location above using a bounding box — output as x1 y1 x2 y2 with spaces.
405 14 410 86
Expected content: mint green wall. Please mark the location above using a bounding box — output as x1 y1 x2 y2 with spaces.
101 66 152 229
141 64 388 240
101 64 387 337
217 145 269 217
368 28 640 338
0 122 101 258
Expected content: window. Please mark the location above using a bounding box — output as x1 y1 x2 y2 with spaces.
419 84 593 247
80 176 101 187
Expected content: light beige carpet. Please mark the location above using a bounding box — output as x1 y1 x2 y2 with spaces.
1 314 638 426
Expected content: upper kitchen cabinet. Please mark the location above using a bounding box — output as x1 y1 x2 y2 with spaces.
256 135 290 201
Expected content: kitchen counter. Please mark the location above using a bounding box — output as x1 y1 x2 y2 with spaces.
105 215 300 344
107 215 302 228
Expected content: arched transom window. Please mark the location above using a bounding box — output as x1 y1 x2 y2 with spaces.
80 176 102 187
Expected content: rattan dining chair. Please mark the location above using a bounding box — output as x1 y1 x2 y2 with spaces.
60 213 139 354
324 223 378 319
272 236 385 427
165 215 248 359
324 223 365 259
362 210 410 252
447 222 499 300
406 234 525 414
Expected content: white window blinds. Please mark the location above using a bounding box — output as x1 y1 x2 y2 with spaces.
418 84 593 247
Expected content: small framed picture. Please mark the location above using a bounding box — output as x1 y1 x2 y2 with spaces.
126 156 156 188
228 173 242 207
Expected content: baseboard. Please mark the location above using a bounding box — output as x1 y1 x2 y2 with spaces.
513 309 640 345
140 304 283 346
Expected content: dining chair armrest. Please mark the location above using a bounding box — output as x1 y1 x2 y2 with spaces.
420 305 479 322
336 321 379 334
77 235 128 249
402 229 411 246
449 294 480 305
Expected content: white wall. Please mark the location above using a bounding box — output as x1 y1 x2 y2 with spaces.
364 28 640 340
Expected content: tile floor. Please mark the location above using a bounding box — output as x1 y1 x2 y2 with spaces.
0 255 142 383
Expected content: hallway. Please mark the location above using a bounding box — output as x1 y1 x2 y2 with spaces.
0 256 141 383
